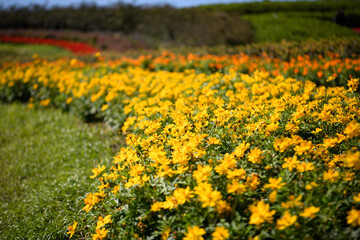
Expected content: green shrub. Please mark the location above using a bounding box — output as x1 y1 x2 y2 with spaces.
0 4 254 47
137 7 254 47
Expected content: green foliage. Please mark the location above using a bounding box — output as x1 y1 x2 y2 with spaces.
199 0 360 16
0 4 254 47
0 43 72 65
0 103 121 239
137 7 254 47
243 12 358 43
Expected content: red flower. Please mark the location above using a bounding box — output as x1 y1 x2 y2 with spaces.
0 35 98 54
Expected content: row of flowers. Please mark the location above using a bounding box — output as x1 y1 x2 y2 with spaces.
0 35 98 54
0 52 360 239
107 50 360 87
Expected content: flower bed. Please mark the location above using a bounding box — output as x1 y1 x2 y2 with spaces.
110 51 360 87
0 52 360 239
0 35 98 54
352 28 360 34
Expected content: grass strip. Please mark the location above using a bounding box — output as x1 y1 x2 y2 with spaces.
0 43 73 65
0 103 121 239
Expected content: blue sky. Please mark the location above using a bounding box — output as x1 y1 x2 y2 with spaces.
0 0 262 8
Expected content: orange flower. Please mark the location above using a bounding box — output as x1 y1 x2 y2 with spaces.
317 71 323 78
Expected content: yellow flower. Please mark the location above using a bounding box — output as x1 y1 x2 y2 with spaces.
276 211 297 230
249 201 276 225
129 164 145 177
67 220 78 238
296 162 314 173
161 228 171 240
311 128 323 134
323 137 339 148
326 76 335 82
111 185 120 194
151 202 163 212
299 206 320 218
265 165 272 170
101 104 109 111
94 52 102 58
215 200 232 214
227 180 246 194
267 122 279 132
92 228 109 240
215 154 237 175
347 78 359 92
193 165 212 182
323 169 339 182
233 142 250 158
281 195 303 209
69 58 78 66
305 182 318 190
344 122 360 138
82 192 104 212
294 140 312 155
273 137 292 152
173 186 194 205
264 177 286 191
125 176 142 188
184 226 206 240
212 226 229 240
353 193 360 202
344 172 355 181
39 98 51 106
248 148 263 164
90 165 106 179
226 168 246 180
285 122 299 134
347 209 360 227
66 97 73 104
194 182 222 208
282 155 299 171
246 173 260 190
208 137 221 145
343 151 360 169
269 191 277 203
96 215 112 230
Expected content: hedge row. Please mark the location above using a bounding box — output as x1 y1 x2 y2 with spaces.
0 5 254 47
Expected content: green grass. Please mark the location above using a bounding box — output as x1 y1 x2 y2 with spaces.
243 12 358 43
199 1 360 15
0 43 73 65
0 103 122 239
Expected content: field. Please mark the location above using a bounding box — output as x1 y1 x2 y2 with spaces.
242 12 357 43
1 34 360 239
1 1 360 239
